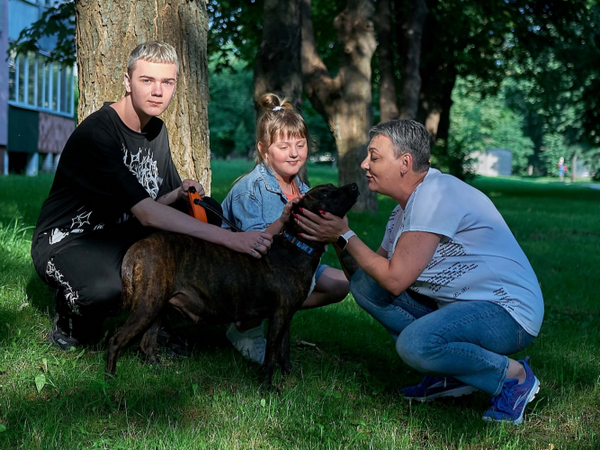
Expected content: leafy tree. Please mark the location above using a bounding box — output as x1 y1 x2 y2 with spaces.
302 0 379 212
9 1 75 65
208 61 255 159
448 78 535 176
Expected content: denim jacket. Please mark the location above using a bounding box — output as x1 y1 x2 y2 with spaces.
221 163 310 231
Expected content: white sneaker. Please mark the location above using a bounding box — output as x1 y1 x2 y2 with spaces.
226 323 266 364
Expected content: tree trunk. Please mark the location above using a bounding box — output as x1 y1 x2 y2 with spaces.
302 0 378 213
254 0 303 111
75 0 211 190
571 153 577 182
397 0 428 120
374 0 399 123
417 63 457 144
254 0 308 183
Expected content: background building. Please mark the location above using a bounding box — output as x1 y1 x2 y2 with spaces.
1 0 75 176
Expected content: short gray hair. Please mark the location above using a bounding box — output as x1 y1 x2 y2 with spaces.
369 119 431 172
127 41 179 75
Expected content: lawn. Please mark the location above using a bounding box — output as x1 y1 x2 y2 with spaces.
0 160 599 449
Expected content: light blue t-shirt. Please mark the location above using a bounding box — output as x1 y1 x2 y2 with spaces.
381 168 544 336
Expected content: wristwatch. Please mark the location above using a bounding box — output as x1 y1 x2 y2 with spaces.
336 230 356 250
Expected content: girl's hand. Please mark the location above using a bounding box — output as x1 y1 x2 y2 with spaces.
294 208 350 243
228 231 273 258
280 196 302 223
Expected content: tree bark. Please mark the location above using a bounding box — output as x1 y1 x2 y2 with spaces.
417 62 457 144
254 0 303 112
302 0 378 213
254 0 308 183
397 0 428 120
75 0 211 190
374 0 399 123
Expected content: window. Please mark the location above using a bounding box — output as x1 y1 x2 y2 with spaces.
17 55 25 103
37 55 46 108
27 52 36 105
8 51 75 116
8 56 16 100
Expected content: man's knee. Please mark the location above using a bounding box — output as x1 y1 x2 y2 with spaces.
79 276 122 312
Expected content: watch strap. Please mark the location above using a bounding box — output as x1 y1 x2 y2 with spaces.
337 230 356 250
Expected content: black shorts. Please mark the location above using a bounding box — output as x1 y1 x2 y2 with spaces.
31 221 152 315
31 198 223 316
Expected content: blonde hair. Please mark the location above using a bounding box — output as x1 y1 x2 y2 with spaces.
255 93 308 163
251 93 309 192
127 41 179 75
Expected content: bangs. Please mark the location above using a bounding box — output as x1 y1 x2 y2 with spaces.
266 115 308 146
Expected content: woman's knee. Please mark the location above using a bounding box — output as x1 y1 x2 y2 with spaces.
350 269 380 309
396 323 444 373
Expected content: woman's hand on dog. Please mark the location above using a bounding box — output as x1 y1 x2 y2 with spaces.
232 231 273 258
294 209 350 243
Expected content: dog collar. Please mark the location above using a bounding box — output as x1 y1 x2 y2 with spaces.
283 232 320 256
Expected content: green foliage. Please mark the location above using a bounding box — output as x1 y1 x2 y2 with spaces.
8 1 75 65
448 78 535 176
208 60 255 159
208 63 337 160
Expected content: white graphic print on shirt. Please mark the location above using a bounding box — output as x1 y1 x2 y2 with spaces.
122 145 162 199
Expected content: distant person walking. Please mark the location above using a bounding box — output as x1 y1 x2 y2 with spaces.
558 157 568 182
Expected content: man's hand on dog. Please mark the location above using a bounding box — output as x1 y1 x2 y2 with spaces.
233 231 273 258
294 209 349 243
179 179 205 202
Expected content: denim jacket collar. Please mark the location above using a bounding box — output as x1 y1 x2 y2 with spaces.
257 163 310 196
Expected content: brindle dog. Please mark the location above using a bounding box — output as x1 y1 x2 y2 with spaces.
106 183 359 387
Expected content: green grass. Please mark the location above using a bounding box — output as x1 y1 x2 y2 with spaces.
1 160 599 449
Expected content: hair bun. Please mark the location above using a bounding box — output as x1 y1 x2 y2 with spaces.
258 93 293 112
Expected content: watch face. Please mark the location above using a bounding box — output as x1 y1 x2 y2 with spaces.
336 235 347 250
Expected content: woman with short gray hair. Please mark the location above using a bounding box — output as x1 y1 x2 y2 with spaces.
295 119 544 425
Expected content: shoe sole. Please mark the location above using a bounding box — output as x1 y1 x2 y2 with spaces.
226 325 266 365
404 385 480 403
48 331 77 351
482 377 540 425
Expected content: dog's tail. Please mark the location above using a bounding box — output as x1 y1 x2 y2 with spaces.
120 249 138 311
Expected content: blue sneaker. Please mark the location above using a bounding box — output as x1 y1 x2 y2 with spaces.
482 357 540 425
400 375 479 402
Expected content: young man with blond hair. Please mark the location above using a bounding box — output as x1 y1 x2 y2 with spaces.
32 41 272 350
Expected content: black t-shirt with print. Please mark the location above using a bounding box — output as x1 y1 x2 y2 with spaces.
34 103 181 245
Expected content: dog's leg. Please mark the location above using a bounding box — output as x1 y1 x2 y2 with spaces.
277 322 292 376
106 292 166 377
140 317 162 365
106 308 160 376
262 314 289 389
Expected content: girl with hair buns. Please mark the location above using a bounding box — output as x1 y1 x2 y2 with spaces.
221 93 350 364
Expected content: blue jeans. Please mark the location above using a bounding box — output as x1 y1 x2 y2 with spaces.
350 269 535 396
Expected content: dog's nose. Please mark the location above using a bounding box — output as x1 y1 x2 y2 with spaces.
350 183 358 192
